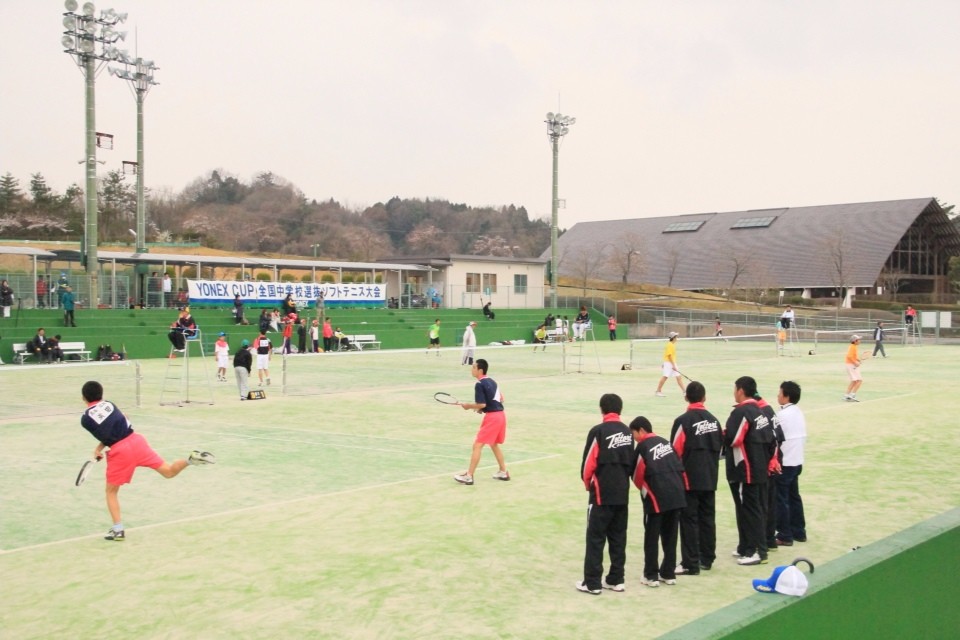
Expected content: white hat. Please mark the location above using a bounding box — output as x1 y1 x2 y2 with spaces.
851 334 862 342
668 331 679 339
753 565 809 596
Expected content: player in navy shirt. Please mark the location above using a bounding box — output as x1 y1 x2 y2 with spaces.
454 359 509 485
79 380 216 541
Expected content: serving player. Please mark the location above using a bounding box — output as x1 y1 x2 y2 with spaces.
79 381 215 541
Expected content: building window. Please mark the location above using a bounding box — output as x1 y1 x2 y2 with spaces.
514 274 527 294
482 273 498 294
663 220 705 233
466 272 481 293
731 216 777 229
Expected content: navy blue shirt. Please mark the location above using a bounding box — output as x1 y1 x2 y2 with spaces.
80 400 133 447
474 376 504 413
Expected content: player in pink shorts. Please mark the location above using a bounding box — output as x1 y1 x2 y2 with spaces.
454 359 510 485
79 380 216 541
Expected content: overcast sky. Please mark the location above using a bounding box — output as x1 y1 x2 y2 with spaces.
3 1 959 227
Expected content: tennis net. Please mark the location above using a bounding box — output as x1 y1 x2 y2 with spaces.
812 327 906 351
629 333 778 371
0 360 141 422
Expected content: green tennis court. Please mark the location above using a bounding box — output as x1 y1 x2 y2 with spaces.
1 337 957 638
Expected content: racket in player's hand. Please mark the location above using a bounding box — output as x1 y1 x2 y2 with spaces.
434 392 461 406
75 455 102 487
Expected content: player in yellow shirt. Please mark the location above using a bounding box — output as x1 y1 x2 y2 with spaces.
655 332 685 397
843 335 864 402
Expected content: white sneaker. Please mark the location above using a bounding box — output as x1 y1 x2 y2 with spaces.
454 473 474 485
737 553 762 565
575 581 601 595
661 577 677 585
655 392 666 397
602 578 625 592
675 565 689 575
492 470 511 481
639 577 660 588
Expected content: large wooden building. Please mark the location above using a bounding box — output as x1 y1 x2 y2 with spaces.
546 198 960 305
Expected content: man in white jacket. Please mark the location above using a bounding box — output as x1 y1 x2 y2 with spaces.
462 321 477 366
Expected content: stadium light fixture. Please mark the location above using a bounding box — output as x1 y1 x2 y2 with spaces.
545 111 576 308
61 0 129 307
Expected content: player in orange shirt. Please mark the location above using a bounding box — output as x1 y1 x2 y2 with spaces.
843 335 864 402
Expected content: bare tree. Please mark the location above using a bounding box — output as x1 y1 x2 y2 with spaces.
821 226 855 312
568 243 609 295
716 245 755 299
606 232 646 286
877 268 908 301
665 247 682 288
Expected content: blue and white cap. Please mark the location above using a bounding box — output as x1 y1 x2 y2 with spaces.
752 565 809 596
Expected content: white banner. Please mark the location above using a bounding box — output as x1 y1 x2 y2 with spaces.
186 279 386 306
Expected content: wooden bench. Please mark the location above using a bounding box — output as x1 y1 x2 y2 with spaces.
346 334 381 351
12 341 91 364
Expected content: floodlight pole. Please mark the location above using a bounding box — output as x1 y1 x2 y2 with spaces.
545 112 575 308
62 0 128 308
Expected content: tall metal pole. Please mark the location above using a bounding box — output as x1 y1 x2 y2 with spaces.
550 136 560 308
84 54 100 306
544 112 575 309
135 81 145 253
63 2 128 307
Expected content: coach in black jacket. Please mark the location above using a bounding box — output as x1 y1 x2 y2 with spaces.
631 416 686 587
577 393 634 595
670 381 723 574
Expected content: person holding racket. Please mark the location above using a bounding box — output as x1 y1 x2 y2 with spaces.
453 358 509 485
79 381 215 541
844 335 864 402
655 332 686 397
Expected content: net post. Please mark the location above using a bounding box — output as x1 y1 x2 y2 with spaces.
136 360 142 408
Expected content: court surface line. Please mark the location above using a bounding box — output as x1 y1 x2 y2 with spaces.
0 452 561 555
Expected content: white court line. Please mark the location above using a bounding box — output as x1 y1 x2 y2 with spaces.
803 390 921 413
154 424 476 461
0 452 561 555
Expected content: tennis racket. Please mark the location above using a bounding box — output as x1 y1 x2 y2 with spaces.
75 456 102 487
434 392 461 405
675 369 694 382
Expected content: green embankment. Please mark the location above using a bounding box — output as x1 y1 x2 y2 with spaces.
0 306 610 361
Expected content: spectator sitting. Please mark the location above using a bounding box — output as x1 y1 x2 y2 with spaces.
30 327 51 363
483 301 495 320
334 327 351 351
168 308 196 352
47 334 64 363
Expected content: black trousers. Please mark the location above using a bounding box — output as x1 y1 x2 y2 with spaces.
63 310 76 327
679 490 716 570
583 503 628 590
765 479 778 546
169 330 186 350
643 506 680 580
730 482 766 559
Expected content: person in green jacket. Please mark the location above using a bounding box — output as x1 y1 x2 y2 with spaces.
62 286 77 327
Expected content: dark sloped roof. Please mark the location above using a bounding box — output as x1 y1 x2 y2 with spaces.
547 198 957 290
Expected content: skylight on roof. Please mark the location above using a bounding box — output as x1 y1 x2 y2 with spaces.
731 216 777 229
663 221 705 233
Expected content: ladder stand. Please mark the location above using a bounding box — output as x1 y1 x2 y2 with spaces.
160 329 215 406
563 321 602 374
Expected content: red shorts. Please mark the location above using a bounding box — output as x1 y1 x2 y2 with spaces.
105 432 164 486
475 411 507 445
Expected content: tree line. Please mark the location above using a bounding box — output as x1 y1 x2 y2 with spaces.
0 169 553 260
